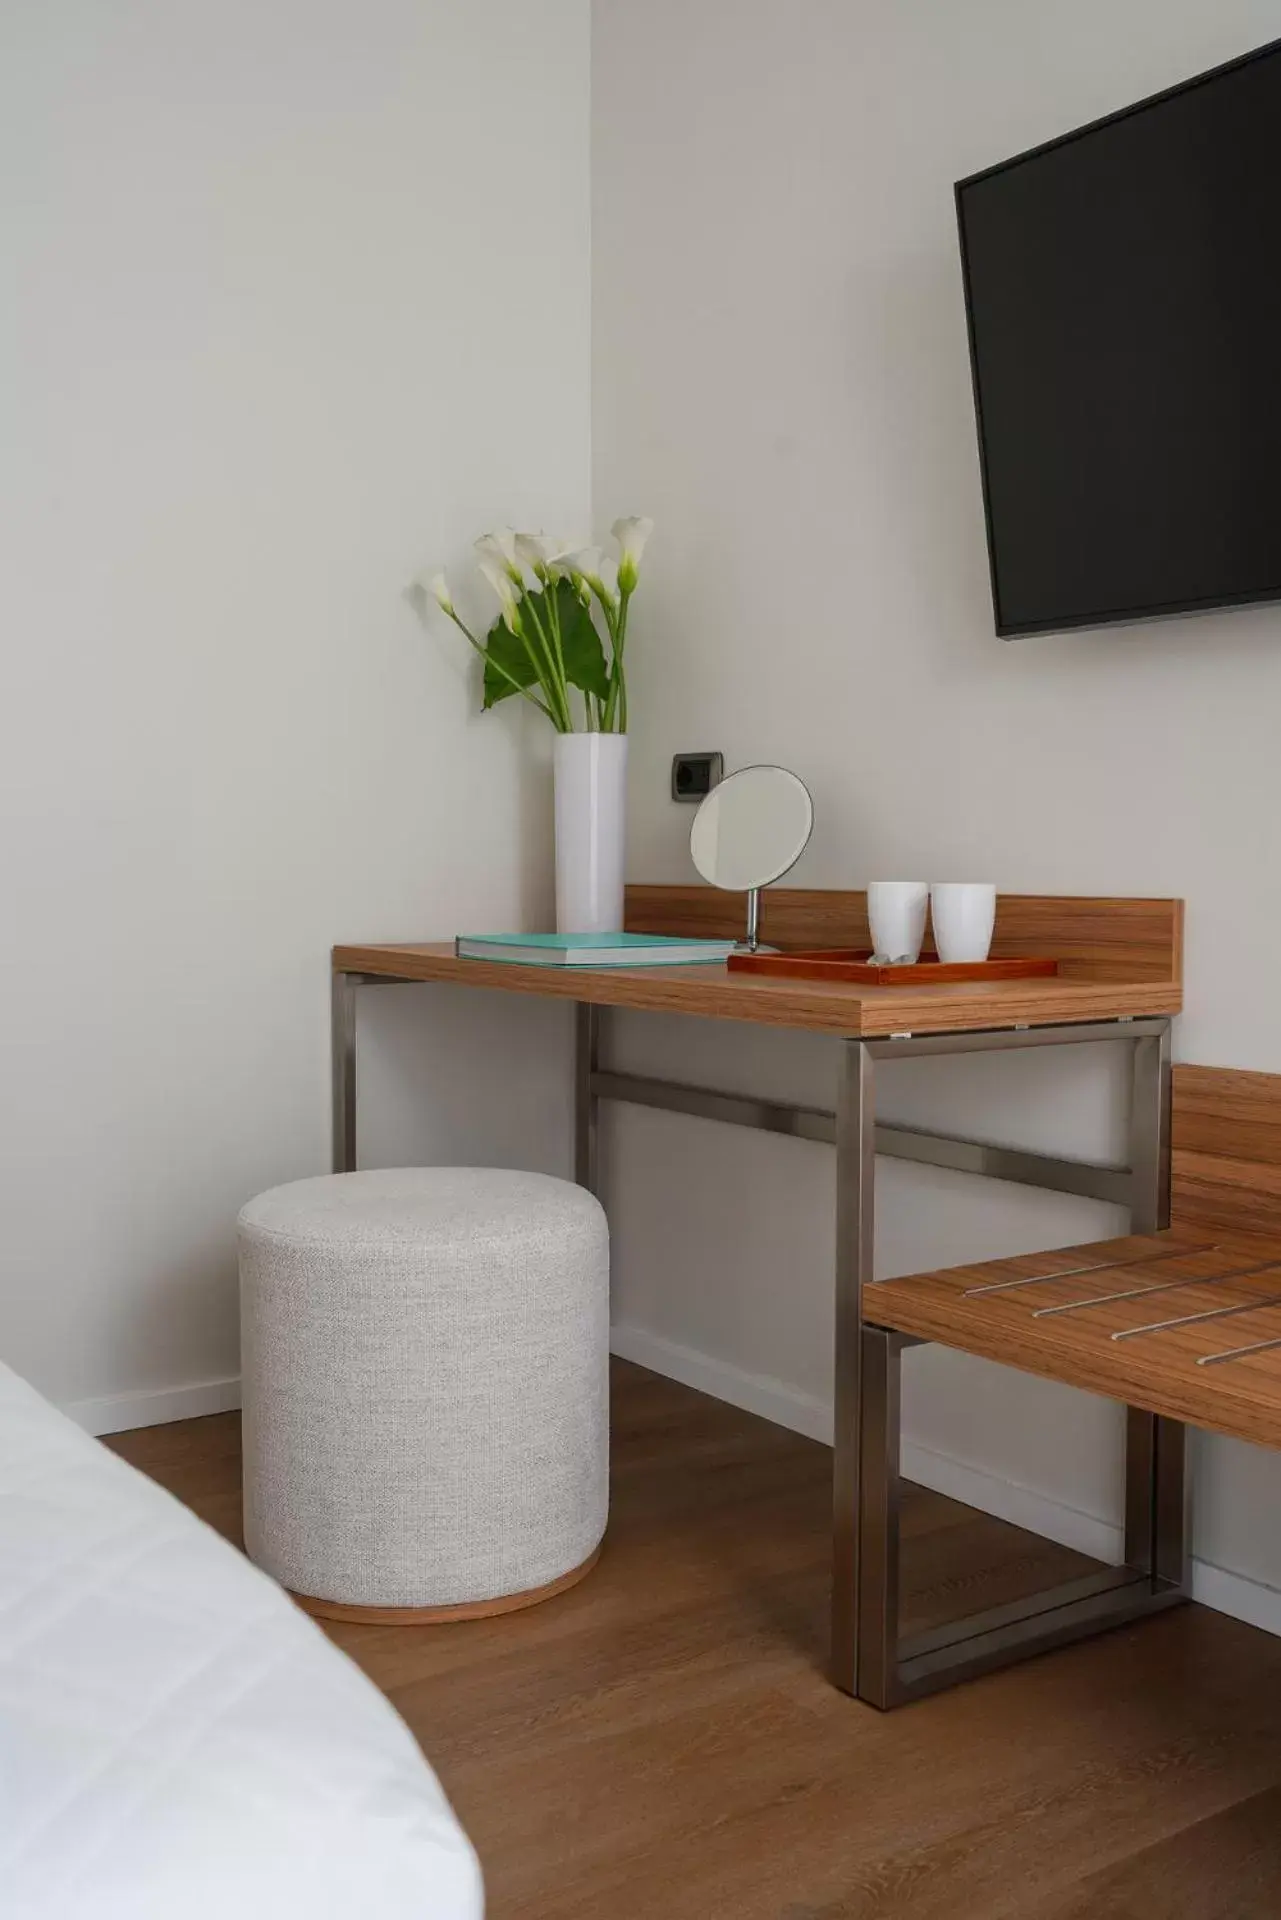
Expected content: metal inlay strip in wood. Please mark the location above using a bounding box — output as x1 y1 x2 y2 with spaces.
1112 1290 1281 1343
1032 1258 1272 1319
862 1203 1281 1448
1198 1335 1281 1368
963 1242 1214 1297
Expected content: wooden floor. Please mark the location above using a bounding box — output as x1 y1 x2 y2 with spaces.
108 1361 1281 1919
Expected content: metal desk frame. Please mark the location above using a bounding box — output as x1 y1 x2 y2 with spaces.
333 971 1185 1708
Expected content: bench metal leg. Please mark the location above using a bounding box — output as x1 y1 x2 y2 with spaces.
851 1333 1188 1710
854 1324 902 1707
843 1015 1189 1709
1125 1407 1188 1586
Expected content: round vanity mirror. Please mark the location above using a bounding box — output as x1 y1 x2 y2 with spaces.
689 765 813 950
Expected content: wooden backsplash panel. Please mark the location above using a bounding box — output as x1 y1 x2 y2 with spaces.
624 887 1182 983
1173 1064 1281 1242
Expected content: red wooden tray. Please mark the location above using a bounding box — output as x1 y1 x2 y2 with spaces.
726 949 1059 986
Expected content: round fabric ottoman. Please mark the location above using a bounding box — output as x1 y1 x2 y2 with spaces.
238 1167 609 1622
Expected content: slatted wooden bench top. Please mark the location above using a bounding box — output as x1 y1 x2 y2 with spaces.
865 1228 1281 1450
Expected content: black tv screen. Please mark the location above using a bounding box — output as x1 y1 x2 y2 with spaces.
956 39 1281 638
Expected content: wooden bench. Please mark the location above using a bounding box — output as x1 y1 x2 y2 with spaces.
855 1064 1281 1707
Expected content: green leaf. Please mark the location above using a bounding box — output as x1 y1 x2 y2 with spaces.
480 580 609 714
481 613 538 709
552 578 610 701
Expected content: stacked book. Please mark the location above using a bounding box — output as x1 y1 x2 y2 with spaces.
454 932 736 969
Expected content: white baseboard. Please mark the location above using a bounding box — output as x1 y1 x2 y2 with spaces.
61 1336 1281 1641
65 1376 242 1437
610 1321 1281 1639
1192 1559 1281 1638
898 1431 1122 1564
611 1323 836 1446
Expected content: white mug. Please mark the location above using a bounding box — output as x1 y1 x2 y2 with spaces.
867 881 929 963
930 883 997 963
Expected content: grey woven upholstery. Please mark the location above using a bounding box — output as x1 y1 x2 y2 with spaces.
238 1168 609 1610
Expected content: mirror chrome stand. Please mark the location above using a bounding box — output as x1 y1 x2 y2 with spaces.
736 886 777 955
737 883 768 952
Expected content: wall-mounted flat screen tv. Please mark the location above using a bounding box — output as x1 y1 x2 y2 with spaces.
956 39 1281 638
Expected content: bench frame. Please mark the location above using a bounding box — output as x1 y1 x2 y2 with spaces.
839 1016 1188 1708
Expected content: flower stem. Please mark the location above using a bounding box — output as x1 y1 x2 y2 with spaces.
543 575 573 719
603 592 630 733
519 589 573 730
445 608 556 722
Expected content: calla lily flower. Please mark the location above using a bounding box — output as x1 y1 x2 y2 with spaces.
476 550 523 631
593 555 621 602
550 551 594 606
562 546 619 607
612 516 654 594
480 526 518 560
514 532 571 574
475 528 522 583
423 570 454 616
416 512 651 731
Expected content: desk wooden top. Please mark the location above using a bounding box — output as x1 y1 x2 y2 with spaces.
334 888 1183 1039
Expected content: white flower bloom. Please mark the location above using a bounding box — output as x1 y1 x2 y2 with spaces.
550 551 592 605
564 543 601 578
562 545 619 605
475 528 521 581
476 550 522 630
612 515 653 593
421 570 454 615
514 532 570 573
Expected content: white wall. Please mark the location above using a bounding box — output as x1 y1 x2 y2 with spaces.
592 0 1281 1622
9 0 1280 1630
0 0 589 1427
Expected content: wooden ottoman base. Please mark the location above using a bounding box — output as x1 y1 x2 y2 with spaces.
291 1546 601 1626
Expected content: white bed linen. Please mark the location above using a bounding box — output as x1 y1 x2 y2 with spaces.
0 1360 483 1919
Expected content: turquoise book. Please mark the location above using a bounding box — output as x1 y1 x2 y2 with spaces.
454 932 736 969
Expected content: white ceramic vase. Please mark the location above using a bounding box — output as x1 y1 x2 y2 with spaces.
554 731 628 934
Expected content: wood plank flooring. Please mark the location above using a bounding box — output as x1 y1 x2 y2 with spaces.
107 1360 1281 1918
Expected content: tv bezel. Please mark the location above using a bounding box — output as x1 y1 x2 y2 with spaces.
955 36 1281 640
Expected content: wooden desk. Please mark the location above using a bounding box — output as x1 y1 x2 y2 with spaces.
335 887 1183 1038
333 888 1186 1706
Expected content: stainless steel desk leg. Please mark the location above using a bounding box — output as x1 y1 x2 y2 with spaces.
856 1324 903 1708
832 1038 877 1696
332 970 359 1174
1123 1019 1187 1584
1129 1023 1172 1236
575 1003 601 1195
